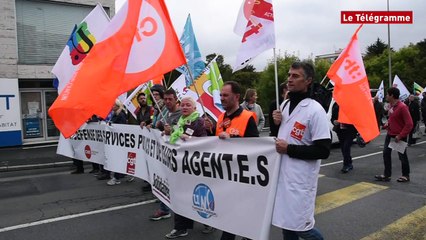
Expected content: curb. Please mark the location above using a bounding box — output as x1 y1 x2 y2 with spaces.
0 161 73 172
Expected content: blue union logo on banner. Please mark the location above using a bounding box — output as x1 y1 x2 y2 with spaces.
192 183 216 218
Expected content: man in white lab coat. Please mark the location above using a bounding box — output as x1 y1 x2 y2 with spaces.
272 62 331 240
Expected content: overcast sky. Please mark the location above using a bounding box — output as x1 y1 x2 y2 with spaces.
116 0 426 71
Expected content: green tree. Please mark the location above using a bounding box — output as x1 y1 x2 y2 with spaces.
365 38 389 59
314 59 332 83
364 50 388 89
255 53 299 110
414 39 426 87
392 44 419 90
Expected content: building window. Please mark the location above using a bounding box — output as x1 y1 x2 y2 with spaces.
15 0 107 65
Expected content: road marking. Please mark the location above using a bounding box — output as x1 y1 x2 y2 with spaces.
315 182 388 215
0 199 158 233
321 152 382 167
321 140 426 167
360 205 426 240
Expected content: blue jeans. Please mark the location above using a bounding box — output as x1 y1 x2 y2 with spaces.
282 228 324 240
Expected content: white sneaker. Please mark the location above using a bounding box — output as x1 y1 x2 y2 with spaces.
107 178 121 186
165 229 188 239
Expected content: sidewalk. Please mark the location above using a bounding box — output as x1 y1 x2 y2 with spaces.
0 144 73 172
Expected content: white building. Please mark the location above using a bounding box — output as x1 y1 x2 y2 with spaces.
0 0 114 147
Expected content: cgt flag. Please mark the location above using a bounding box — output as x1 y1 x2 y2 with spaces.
327 25 379 142
52 4 110 94
49 0 185 138
233 0 275 72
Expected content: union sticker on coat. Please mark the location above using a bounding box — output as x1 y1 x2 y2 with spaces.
291 121 306 140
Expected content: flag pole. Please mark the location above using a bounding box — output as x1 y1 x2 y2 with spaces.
320 74 328 86
166 72 173 89
274 48 280 110
162 75 168 89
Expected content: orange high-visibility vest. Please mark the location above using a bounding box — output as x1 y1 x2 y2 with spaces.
216 110 254 137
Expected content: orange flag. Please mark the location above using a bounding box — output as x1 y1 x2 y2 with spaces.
327 25 379 142
49 0 185 138
152 75 164 85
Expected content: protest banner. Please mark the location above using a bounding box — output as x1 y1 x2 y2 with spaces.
57 122 280 240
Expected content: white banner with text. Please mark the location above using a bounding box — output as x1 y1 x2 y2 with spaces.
57 123 280 240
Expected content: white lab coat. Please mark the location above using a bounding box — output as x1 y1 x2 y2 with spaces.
272 98 330 231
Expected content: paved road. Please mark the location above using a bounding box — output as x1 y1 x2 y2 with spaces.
0 132 425 240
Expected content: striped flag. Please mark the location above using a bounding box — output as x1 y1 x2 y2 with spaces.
206 58 224 109
170 59 225 121
413 82 424 96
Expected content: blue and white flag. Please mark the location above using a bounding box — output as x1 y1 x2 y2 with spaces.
176 14 205 87
51 4 110 94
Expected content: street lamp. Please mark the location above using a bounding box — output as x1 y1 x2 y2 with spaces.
387 0 392 88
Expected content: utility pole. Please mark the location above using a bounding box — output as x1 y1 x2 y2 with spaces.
387 0 392 87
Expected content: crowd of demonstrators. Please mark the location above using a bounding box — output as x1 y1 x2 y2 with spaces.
241 88 265 133
149 88 182 222
404 95 421 145
331 102 357 173
375 87 413 183
164 97 215 238
422 92 426 133
272 62 331 240
269 83 288 137
205 81 259 240
65 61 426 239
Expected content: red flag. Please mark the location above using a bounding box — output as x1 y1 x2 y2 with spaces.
48 0 185 138
327 25 379 142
